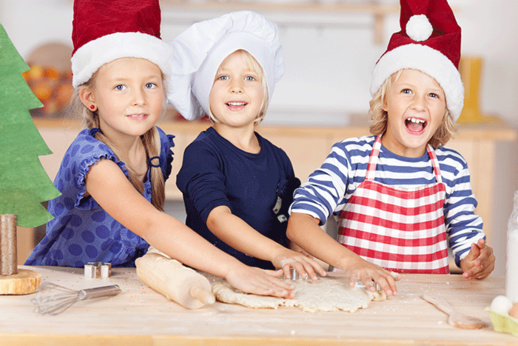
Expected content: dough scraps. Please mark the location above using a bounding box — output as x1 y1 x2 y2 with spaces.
212 276 386 313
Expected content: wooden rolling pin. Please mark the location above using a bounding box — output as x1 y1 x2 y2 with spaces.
135 251 215 309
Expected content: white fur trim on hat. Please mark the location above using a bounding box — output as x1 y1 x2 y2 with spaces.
167 11 283 120
370 44 464 121
71 32 173 88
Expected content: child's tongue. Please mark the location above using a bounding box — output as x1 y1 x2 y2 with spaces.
406 120 424 132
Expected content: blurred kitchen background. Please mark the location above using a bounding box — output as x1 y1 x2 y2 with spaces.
1 0 517 275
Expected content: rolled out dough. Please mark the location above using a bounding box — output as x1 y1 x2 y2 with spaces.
212 276 386 313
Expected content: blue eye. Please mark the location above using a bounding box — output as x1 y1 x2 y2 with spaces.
401 88 411 94
218 75 229 81
115 84 126 91
145 82 157 89
245 76 255 81
429 92 439 98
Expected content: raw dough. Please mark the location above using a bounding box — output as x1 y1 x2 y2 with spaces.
212 275 386 313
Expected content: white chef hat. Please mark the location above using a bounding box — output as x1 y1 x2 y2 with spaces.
167 11 284 120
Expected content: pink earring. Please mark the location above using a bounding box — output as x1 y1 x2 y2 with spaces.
90 105 95 110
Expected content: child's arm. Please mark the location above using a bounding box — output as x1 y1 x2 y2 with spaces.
206 206 326 281
459 239 495 280
440 147 494 278
86 159 295 298
287 212 399 296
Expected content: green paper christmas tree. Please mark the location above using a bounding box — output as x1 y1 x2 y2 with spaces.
0 24 60 228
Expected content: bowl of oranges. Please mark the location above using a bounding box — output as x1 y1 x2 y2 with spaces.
22 42 74 117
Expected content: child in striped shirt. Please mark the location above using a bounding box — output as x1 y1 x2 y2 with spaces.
287 0 495 294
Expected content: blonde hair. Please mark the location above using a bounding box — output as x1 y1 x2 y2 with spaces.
369 69 457 148
208 49 269 126
73 72 165 211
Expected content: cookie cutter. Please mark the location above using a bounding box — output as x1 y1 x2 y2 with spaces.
84 262 112 279
354 280 381 291
285 267 309 281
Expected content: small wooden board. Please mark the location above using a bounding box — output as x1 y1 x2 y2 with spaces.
0 268 41 295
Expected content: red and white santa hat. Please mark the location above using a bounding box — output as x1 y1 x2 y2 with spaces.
71 0 172 88
370 0 464 122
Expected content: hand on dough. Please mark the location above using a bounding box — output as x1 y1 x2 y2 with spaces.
224 265 296 299
340 255 400 297
272 247 327 282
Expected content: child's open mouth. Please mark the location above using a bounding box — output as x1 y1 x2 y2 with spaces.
405 117 427 133
226 101 247 110
128 114 148 120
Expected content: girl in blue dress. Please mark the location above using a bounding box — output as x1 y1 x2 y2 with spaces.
26 0 294 299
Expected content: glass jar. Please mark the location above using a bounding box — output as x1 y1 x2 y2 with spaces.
506 191 518 302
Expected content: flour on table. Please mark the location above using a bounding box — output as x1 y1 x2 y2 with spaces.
212 276 386 313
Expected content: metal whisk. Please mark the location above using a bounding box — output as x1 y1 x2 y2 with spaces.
32 282 122 315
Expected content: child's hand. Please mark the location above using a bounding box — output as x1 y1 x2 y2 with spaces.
272 249 327 282
224 266 296 299
340 255 400 297
289 241 313 257
460 239 495 280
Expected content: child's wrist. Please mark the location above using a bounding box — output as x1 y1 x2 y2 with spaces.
337 249 362 272
223 258 250 280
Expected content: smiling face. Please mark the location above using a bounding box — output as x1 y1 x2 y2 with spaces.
208 50 265 130
80 58 164 143
382 69 447 157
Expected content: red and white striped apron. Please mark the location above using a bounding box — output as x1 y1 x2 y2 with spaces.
337 136 449 274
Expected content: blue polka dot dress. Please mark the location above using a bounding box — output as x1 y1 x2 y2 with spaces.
25 127 174 267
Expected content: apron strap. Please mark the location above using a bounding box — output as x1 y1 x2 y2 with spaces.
365 136 382 181
427 144 443 184
367 136 443 183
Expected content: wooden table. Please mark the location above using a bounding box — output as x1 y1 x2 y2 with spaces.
0 266 515 345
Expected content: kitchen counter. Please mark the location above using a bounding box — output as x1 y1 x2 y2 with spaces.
0 266 515 345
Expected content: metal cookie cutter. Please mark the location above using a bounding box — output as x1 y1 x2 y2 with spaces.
84 262 112 279
354 280 381 291
285 267 309 281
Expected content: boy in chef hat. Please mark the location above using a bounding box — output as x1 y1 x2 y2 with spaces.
27 0 295 299
168 11 327 282
288 0 494 292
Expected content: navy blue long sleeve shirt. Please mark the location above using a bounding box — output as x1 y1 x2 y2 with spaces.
177 127 298 269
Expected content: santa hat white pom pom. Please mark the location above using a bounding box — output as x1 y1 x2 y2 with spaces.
406 15 433 42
